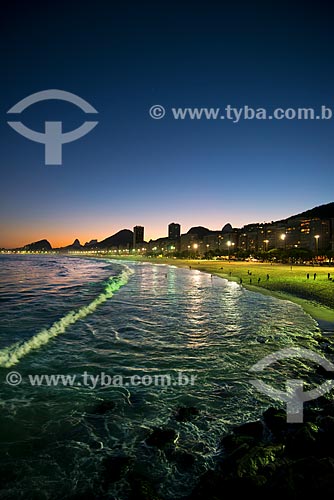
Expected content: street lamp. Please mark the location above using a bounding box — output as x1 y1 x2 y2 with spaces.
263 239 269 252
191 243 198 258
314 235 320 255
227 240 232 260
280 233 286 251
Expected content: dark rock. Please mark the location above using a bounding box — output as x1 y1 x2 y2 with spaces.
285 422 319 458
94 400 115 414
268 456 334 494
187 397 334 499
101 455 131 490
186 470 262 499
315 365 334 380
318 415 334 436
174 406 200 422
308 396 334 415
319 340 334 355
315 415 334 456
233 420 264 439
128 476 163 500
220 434 257 456
262 407 288 437
168 450 196 469
184 470 222 500
145 428 177 448
235 444 284 479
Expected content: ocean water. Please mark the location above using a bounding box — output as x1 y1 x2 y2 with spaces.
0 255 321 499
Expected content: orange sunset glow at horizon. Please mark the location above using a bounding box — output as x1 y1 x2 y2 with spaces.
0 206 304 249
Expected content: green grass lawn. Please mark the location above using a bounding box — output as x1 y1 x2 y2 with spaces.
191 260 334 307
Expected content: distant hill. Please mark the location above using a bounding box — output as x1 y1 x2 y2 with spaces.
84 239 98 248
22 239 52 251
96 229 133 248
61 239 83 251
285 202 334 221
247 202 334 227
9 202 333 252
16 231 134 252
187 226 211 238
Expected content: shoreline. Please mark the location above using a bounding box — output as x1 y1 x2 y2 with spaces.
106 256 334 496
72 253 334 497
6 253 332 497
105 256 334 332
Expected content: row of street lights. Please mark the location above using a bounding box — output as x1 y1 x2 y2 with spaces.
187 241 236 259
185 234 321 256
264 233 320 253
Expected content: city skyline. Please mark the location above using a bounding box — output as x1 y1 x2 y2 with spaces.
2 201 333 251
3 203 333 249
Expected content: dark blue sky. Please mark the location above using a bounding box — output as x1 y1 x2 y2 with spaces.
1 0 333 247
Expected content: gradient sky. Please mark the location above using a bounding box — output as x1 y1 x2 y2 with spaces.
1 0 334 248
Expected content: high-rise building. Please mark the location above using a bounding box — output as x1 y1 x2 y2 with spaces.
168 222 181 240
133 226 144 247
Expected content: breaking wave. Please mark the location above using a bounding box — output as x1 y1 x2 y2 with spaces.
0 265 133 368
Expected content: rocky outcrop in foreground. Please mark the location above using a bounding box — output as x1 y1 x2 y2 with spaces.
68 397 334 499
187 397 334 499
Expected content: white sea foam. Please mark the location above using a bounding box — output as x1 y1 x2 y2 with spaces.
0 266 133 368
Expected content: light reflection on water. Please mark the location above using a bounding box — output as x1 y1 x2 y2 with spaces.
0 255 321 499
